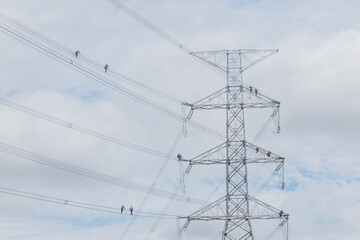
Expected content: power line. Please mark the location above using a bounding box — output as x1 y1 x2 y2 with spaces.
144 175 190 240
107 0 226 76
169 177 226 240
0 142 206 205
0 12 183 105
0 186 178 219
0 16 194 232
143 157 196 240
0 96 177 160
0 13 223 234
0 14 224 140
107 0 192 54
120 128 184 239
0 10 237 239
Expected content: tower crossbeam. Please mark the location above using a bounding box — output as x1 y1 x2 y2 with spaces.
189 86 280 110
186 141 284 165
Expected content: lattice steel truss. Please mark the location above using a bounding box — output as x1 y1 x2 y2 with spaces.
181 49 289 240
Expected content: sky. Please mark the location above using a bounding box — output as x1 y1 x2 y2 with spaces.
0 0 359 239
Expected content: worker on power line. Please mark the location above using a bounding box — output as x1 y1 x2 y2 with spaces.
279 210 284 217
130 206 134 215
255 87 258 95
121 205 125 214
267 151 271 157
104 64 109 73
249 85 253 93
256 147 259 153
177 153 182 161
75 50 80 58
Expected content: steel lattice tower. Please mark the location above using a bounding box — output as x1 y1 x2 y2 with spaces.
181 49 289 240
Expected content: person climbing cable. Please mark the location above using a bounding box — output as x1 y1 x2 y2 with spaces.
75 50 80 58
279 210 284 217
104 64 109 73
249 85 253 93
121 205 125 214
130 206 134 215
177 153 182 161
255 87 258 95
267 151 271 157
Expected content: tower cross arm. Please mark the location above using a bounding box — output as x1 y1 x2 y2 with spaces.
189 49 278 75
186 85 281 110
188 87 228 110
187 141 285 165
245 141 285 163
184 195 289 222
240 85 281 109
187 215 285 221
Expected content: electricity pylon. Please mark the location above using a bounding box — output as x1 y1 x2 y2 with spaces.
181 49 289 240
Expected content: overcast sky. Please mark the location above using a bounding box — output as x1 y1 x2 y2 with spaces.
0 0 359 239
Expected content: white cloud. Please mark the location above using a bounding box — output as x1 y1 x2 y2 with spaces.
0 0 359 239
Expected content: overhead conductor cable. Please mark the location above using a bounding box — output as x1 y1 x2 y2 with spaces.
0 13 224 139
0 142 206 205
